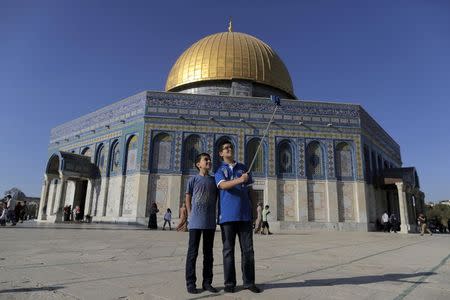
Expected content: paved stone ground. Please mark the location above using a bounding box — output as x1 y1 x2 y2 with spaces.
0 222 449 300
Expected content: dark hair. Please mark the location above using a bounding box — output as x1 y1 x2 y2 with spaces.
219 141 233 151
195 153 211 170
265 205 269 208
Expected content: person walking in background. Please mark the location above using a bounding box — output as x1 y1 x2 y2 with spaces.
6 195 17 226
15 202 23 223
0 202 8 226
148 202 159 229
418 213 432 236
261 205 272 235
74 205 82 222
254 202 263 234
163 208 172 230
381 211 390 233
389 213 398 233
177 203 188 232
21 201 28 221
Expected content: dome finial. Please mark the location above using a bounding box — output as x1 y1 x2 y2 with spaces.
228 18 233 32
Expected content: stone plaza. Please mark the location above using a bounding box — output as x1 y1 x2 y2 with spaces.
0 223 449 299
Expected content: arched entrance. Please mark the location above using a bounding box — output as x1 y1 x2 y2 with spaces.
38 151 98 223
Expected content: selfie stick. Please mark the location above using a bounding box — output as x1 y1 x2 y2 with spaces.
247 95 281 173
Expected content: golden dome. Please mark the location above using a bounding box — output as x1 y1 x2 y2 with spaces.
165 31 294 97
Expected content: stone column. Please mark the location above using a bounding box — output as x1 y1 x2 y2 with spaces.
117 175 126 217
85 179 94 216
395 182 409 233
326 180 339 222
55 176 67 222
168 175 182 218
354 181 368 225
297 179 308 222
266 178 278 220
136 173 150 222
38 176 51 221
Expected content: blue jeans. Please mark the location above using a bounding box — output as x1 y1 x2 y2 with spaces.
220 221 255 288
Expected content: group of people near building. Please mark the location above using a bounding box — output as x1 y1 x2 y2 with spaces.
0 195 30 226
147 142 263 294
381 211 434 235
254 202 273 235
380 211 400 233
63 205 84 222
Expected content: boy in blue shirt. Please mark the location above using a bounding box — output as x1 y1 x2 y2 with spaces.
185 153 219 294
215 142 261 293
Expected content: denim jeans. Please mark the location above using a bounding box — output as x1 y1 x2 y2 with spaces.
185 229 215 288
220 221 255 288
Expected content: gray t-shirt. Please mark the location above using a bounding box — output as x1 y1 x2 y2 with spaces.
186 174 217 229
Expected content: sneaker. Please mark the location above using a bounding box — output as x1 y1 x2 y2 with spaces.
187 286 198 294
202 284 218 293
224 286 235 293
246 284 262 293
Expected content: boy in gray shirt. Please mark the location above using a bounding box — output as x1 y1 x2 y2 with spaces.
185 153 218 294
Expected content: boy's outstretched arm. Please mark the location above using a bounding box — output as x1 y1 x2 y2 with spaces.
185 193 192 214
218 173 249 190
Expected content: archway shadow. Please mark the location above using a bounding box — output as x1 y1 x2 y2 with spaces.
262 272 435 290
0 285 64 293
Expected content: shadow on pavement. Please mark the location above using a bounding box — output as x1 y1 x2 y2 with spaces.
0 285 64 293
263 272 436 290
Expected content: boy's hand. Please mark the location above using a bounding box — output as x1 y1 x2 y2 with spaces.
239 173 249 184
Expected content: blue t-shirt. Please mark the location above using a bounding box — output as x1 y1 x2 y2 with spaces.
186 174 217 230
215 162 253 224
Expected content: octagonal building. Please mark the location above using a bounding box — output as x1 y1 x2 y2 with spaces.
38 27 424 233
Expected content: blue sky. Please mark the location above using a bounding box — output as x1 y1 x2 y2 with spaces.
1 0 449 201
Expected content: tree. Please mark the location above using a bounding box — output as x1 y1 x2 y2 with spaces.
425 204 450 232
3 187 26 200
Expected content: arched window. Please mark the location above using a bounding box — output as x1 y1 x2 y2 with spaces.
246 138 264 174
363 145 371 182
95 144 106 175
109 140 120 174
152 133 172 171
277 140 293 174
125 135 138 172
371 151 377 177
81 147 92 157
183 135 202 172
335 142 353 179
306 141 323 179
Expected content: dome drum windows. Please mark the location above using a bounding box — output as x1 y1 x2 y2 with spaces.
109 140 120 175
335 142 354 180
125 135 138 173
151 133 173 172
182 134 204 173
306 141 324 180
276 139 295 177
246 138 266 176
95 143 106 176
